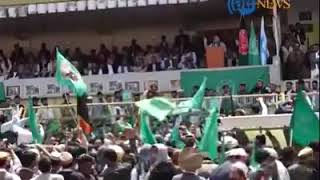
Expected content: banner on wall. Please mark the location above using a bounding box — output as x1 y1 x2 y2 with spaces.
180 66 270 96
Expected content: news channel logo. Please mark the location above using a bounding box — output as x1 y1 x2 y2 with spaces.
227 0 257 16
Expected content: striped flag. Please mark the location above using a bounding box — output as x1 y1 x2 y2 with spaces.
260 16 269 65
238 16 249 66
77 95 93 134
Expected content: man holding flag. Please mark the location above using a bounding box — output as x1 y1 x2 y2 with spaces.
55 49 93 135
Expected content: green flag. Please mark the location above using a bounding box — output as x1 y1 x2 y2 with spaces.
0 82 5 102
250 141 259 170
248 21 260 65
140 111 156 145
170 116 185 149
55 49 87 97
135 97 176 121
27 97 42 144
173 77 207 115
290 90 320 146
198 107 219 160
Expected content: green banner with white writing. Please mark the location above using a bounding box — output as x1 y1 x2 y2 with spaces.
180 66 270 96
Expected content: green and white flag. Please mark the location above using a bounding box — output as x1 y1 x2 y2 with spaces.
55 49 87 97
248 21 260 65
290 90 319 146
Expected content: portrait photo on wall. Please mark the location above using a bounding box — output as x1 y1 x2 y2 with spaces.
144 80 159 90
90 82 103 93
6 86 20 97
109 81 122 91
47 84 60 95
25 85 40 96
125 81 140 92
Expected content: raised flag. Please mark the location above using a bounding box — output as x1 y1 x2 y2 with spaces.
77 95 93 134
172 77 207 115
135 97 176 121
198 108 219 160
170 116 185 149
238 16 249 66
140 111 157 145
248 21 260 65
290 90 320 146
260 16 269 65
27 97 42 144
55 49 87 97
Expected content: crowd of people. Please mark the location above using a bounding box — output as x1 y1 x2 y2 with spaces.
0 21 318 180
280 23 319 80
0 30 205 79
0 23 318 80
0 114 318 180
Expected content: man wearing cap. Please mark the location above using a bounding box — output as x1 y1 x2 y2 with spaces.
209 148 248 180
250 148 290 180
50 152 62 174
172 150 205 180
0 151 21 180
58 152 84 180
288 147 315 180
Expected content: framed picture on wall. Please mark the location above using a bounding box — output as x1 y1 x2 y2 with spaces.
6 86 20 97
25 85 40 96
144 80 158 90
90 82 103 93
299 11 312 21
47 84 60 95
109 81 122 91
125 81 140 92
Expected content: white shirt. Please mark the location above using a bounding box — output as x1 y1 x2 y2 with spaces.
152 64 156 71
179 52 197 69
47 61 55 74
107 64 114 74
0 168 21 180
117 66 129 73
31 173 64 180
0 60 12 75
281 46 293 63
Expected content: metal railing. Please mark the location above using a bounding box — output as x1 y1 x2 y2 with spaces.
0 92 318 122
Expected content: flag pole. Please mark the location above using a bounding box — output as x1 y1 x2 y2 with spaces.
289 129 293 146
63 94 80 129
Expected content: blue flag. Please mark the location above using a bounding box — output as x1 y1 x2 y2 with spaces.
260 16 269 65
